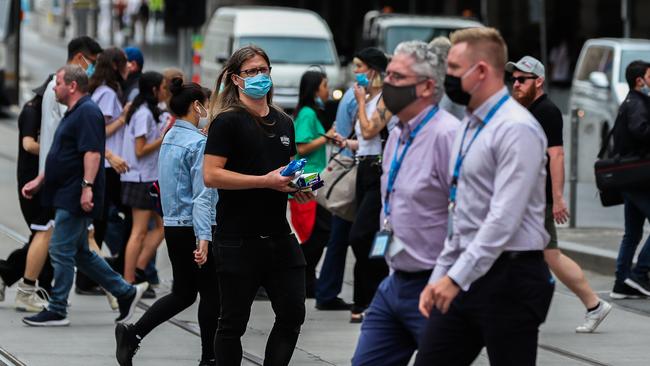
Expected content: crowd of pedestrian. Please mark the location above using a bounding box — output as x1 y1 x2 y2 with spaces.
2 23 650 366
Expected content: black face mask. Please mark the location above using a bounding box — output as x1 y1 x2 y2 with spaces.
383 82 419 115
444 74 471 106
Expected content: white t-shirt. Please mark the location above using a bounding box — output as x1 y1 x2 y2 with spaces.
39 76 67 174
121 104 162 183
354 92 383 156
91 85 124 167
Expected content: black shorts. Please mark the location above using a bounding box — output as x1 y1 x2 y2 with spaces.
121 181 155 210
28 206 56 232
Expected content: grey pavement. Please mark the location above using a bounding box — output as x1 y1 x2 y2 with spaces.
1 116 650 365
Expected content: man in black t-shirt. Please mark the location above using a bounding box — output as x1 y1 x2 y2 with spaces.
21 65 147 327
508 56 611 333
203 45 313 366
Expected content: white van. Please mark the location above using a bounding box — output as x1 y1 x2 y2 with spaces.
201 6 345 112
568 38 650 181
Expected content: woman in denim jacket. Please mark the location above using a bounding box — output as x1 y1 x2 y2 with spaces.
115 79 219 366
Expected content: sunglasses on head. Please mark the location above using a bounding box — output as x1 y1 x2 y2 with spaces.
510 75 538 84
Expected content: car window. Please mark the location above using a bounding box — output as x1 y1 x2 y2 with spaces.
384 26 455 54
619 49 650 82
576 46 614 81
238 36 335 65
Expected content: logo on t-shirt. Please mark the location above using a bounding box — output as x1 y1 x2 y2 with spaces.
280 135 290 146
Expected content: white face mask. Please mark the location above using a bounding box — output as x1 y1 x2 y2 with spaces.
196 103 209 128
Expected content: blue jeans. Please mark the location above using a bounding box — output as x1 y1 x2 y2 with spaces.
352 272 429 366
48 209 134 316
616 190 650 282
315 215 352 304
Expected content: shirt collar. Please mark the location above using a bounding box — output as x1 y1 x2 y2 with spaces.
465 86 509 125
64 94 91 117
173 119 202 133
527 93 547 111
399 104 435 140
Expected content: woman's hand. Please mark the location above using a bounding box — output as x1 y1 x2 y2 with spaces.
194 240 209 266
353 83 367 105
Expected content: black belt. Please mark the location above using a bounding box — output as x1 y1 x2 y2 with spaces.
357 155 381 161
498 250 543 261
394 269 433 280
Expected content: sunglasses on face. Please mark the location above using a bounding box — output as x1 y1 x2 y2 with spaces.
510 76 538 84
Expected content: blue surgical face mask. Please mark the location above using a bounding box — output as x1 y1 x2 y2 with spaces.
641 81 650 96
236 73 272 99
315 96 325 109
85 62 95 78
356 73 369 87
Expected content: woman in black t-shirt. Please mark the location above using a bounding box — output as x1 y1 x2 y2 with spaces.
203 45 312 366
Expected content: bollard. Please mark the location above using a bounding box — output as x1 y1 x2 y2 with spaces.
569 108 579 228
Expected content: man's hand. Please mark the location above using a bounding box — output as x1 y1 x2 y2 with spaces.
262 167 294 193
419 276 460 317
81 187 94 212
293 191 315 203
22 175 45 199
553 196 570 224
194 239 209 266
107 153 129 174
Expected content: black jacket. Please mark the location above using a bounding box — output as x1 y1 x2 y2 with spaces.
612 90 650 157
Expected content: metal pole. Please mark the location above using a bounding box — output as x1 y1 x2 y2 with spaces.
539 0 548 77
569 109 579 228
621 0 631 38
109 0 114 46
12 0 20 105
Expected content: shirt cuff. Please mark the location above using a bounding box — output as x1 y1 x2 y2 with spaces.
196 230 212 242
429 265 450 284
446 253 481 291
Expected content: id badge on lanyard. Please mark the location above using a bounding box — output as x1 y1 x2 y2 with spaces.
370 221 393 259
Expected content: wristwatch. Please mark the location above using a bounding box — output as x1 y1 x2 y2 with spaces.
81 179 94 188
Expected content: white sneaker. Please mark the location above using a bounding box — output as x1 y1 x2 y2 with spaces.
0 275 5 302
15 282 48 313
575 300 612 333
104 288 119 311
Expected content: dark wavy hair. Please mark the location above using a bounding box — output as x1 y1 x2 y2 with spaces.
168 77 209 117
89 47 127 97
125 71 163 125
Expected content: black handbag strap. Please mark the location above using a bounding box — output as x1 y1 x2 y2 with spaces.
328 128 357 163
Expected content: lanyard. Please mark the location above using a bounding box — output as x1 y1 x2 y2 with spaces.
384 106 439 221
449 94 509 206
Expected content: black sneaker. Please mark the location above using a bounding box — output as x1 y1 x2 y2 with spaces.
316 297 352 311
22 309 70 327
141 286 156 299
115 323 141 366
116 282 148 324
75 285 105 296
198 359 216 366
610 281 645 299
624 274 650 296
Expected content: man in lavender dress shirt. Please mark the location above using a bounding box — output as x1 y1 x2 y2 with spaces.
415 28 554 366
351 41 460 366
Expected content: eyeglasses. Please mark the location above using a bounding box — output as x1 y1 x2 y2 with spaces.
510 76 538 84
385 71 428 83
239 67 272 78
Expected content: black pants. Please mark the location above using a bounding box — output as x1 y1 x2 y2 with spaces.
133 226 219 362
213 234 306 366
300 204 331 298
415 252 555 366
349 157 388 314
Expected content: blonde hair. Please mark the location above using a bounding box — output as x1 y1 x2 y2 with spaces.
450 27 508 75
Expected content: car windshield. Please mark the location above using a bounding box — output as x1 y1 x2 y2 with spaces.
384 26 455 53
238 36 336 65
619 49 650 82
